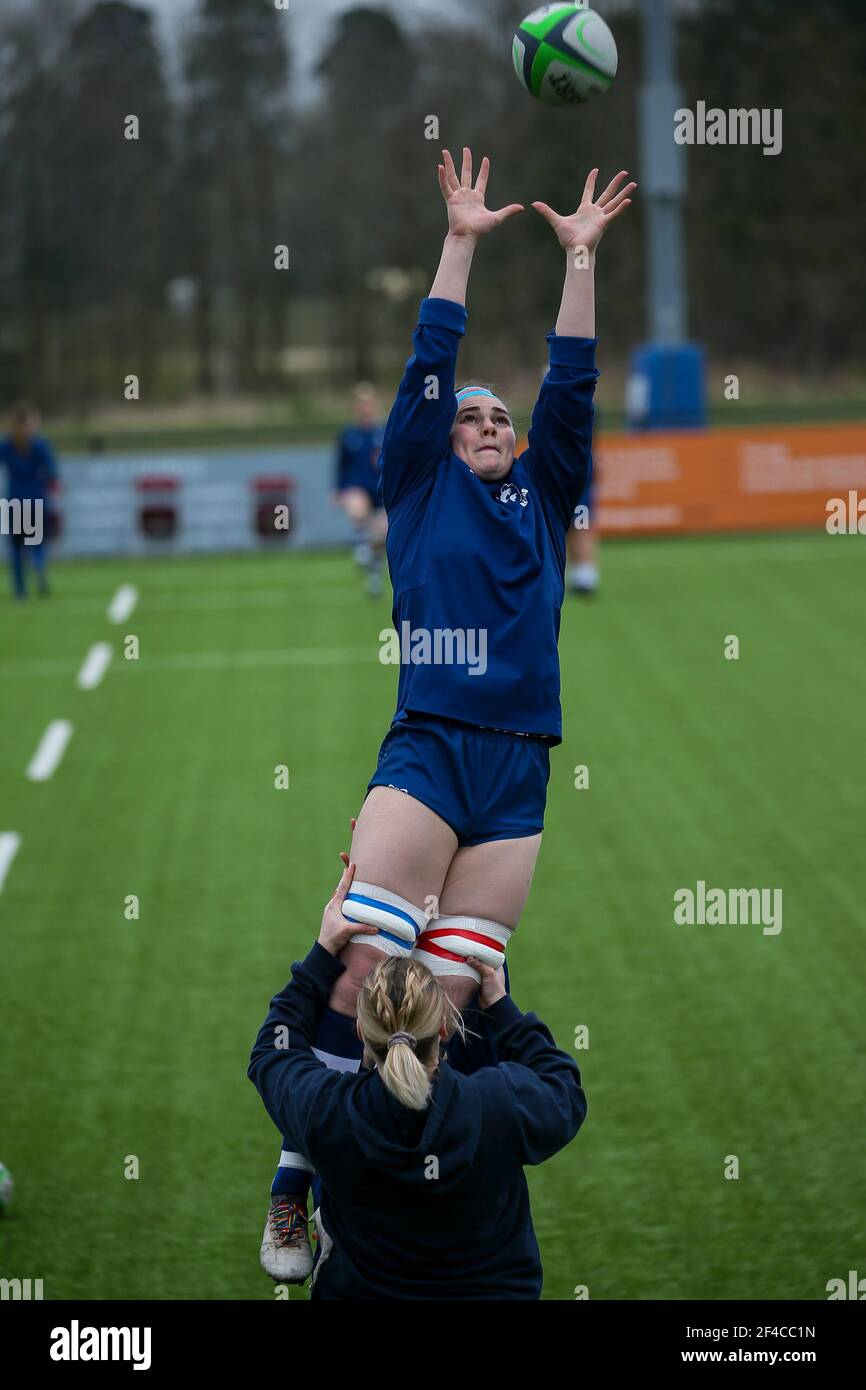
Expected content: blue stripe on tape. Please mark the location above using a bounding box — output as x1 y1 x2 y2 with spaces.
345 892 420 936
343 916 413 953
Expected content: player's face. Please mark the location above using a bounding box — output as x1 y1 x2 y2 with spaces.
10 413 37 448
355 394 376 425
451 397 515 480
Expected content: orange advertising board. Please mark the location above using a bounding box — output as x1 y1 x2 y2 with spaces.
589 422 866 536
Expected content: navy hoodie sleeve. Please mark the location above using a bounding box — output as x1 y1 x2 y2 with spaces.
525 335 599 531
248 943 349 1154
380 296 467 514
479 995 587 1165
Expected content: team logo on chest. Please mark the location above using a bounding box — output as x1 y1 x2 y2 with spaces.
497 482 529 507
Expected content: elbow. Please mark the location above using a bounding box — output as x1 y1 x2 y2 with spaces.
572 1086 588 1136
538 1079 588 1158
247 1043 266 1086
548 1089 587 1156
556 1076 588 1147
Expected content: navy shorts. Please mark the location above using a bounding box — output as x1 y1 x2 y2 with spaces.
366 711 551 848
337 472 382 509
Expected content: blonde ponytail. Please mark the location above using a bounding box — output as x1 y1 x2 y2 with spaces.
357 956 465 1111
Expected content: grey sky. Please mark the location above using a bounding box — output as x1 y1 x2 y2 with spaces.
144 0 357 54
141 0 466 98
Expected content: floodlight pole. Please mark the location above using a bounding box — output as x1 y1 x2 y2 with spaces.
639 0 687 344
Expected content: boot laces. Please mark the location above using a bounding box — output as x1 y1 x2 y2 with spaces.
270 1197 308 1246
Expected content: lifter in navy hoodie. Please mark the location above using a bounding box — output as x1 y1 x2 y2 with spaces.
249 859 587 1300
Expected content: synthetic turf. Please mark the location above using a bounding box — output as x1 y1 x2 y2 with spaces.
1 532 863 1299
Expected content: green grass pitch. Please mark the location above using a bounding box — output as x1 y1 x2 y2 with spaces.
1 531 864 1300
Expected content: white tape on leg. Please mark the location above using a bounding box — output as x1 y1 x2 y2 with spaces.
412 916 513 981
342 881 426 957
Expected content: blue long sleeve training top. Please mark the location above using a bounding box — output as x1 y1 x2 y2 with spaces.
381 297 598 743
334 422 385 495
0 436 58 502
248 942 587 1300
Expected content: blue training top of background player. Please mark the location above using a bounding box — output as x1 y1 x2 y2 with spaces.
380 297 598 745
0 434 58 502
334 422 385 505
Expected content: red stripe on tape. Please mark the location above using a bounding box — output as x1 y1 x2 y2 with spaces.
421 928 504 954
416 939 467 964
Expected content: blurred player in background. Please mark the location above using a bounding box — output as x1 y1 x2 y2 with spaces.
567 415 600 596
332 383 387 597
1 401 59 600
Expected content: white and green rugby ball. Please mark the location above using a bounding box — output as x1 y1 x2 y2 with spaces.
513 4 618 107
0 1161 14 1215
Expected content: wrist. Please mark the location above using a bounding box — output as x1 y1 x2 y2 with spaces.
564 240 597 265
444 230 478 252
482 991 507 1009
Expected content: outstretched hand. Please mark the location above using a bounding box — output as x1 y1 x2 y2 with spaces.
317 855 376 957
438 147 524 241
533 168 636 253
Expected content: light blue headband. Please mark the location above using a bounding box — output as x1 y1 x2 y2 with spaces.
455 386 497 402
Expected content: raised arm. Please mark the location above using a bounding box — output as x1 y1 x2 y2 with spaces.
247 942 345 1151
381 149 523 512
430 147 524 305
533 167 636 336
247 861 374 1155
468 957 587 1167
526 169 636 527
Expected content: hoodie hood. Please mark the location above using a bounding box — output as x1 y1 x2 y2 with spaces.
344 1062 482 1193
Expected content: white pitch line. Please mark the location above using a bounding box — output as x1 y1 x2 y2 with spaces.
76 642 113 690
112 645 375 673
136 585 365 611
0 833 22 892
5 586 369 618
0 658 80 679
26 720 74 782
107 584 139 624
0 645 376 679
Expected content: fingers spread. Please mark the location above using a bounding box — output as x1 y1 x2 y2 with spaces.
531 200 558 223
597 170 630 207
602 181 637 216
441 148 459 190
604 197 633 224
474 155 490 196
461 145 472 187
581 167 599 206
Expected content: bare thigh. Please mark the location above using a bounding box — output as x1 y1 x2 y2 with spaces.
438 834 542 923
435 834 543 1014
329 786 457 1015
